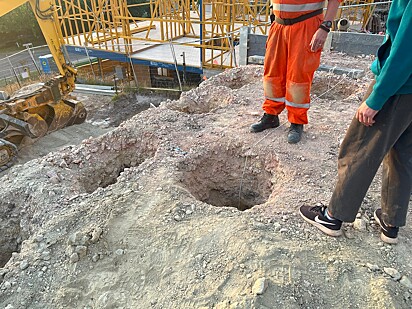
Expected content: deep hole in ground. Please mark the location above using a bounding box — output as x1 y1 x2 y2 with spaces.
311 75 360 100
0 202 24 269
178 144 273 211
86 91 181 127
78 145 157 194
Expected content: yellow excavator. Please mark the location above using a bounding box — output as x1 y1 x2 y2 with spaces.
0 0 87 171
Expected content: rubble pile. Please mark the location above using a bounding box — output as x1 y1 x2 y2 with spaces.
0 60 411 309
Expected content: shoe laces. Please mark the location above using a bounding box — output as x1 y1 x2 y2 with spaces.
310 205 326 215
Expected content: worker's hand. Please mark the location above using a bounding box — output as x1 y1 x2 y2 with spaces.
310 28 328 52
356 102 379 126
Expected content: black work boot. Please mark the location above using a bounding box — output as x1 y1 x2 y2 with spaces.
288 123 303 143
250 113 279 133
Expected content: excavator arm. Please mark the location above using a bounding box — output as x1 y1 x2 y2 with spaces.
0 0 87 171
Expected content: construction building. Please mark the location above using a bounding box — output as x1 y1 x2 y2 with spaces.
54 0 389 88
55 0 271 88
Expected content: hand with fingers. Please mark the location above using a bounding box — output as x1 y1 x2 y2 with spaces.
310 28 328 52
356 102 379 126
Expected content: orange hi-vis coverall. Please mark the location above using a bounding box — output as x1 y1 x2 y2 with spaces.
263 0 335 124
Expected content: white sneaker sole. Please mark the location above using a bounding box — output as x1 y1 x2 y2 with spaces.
373 212 398 244
299 210 342 237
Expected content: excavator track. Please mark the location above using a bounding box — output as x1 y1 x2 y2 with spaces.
0 139 18 172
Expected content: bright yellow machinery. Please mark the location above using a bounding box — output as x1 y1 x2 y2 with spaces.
0 0 87 171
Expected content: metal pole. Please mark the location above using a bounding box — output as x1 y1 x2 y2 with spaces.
229 34 237 68
199 0 203 66
339 1 392 9
7 56 21 87
23 43 41 75
169 39 183 91
84 44 96 80
113 75 118 94
126 44 139 88
181 52 187 86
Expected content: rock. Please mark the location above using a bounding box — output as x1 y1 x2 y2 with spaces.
273 222 281 232
4 281 12 289
252 277 268 295
90 227 103 243
68 232 88 246
383 267 401 281
49 176 60 184
19 260 29 270
400 276 412 289
365 263 379 272
115 249 124 256
76 245 88 258
92 254 100 262
353 218 367 231
70 253 79 263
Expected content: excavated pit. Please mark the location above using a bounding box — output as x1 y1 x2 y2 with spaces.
311 74 361 100
77 139 158 194
179 145 273 211
78 154 154 194
0 202 23 268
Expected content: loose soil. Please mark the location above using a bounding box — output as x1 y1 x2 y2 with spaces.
0 52 411 309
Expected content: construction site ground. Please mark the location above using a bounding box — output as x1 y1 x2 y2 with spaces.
0 52 411 309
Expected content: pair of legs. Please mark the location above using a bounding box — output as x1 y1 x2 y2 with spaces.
263 15 322 124
301 93 412 243
252 16 322 142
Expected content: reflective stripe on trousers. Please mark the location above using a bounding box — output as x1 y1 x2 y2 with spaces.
262 15 322 124
265 96 311 109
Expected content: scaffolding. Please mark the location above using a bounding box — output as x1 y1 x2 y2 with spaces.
55 0 271 70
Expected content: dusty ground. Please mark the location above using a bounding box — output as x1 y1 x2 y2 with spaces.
0 53 411 309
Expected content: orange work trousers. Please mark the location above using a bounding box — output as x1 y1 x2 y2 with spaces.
263 15 322 124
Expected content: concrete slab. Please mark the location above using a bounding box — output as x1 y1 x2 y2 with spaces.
331 32 384 56
241 27 384 62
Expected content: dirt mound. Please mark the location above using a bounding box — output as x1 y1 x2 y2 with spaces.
0 60 411 309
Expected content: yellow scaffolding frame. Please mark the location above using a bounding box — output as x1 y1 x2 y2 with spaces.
55 0 271 69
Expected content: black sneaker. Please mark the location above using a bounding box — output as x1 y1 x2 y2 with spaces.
374 209 399 244
299 205 342 237
250 113 280 133
288 123 303 144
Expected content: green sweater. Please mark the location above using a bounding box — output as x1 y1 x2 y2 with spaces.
366 0 412 110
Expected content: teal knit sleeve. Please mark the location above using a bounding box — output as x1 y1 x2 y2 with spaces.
366 5 412 110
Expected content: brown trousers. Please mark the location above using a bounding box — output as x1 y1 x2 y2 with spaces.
329 92 412 226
